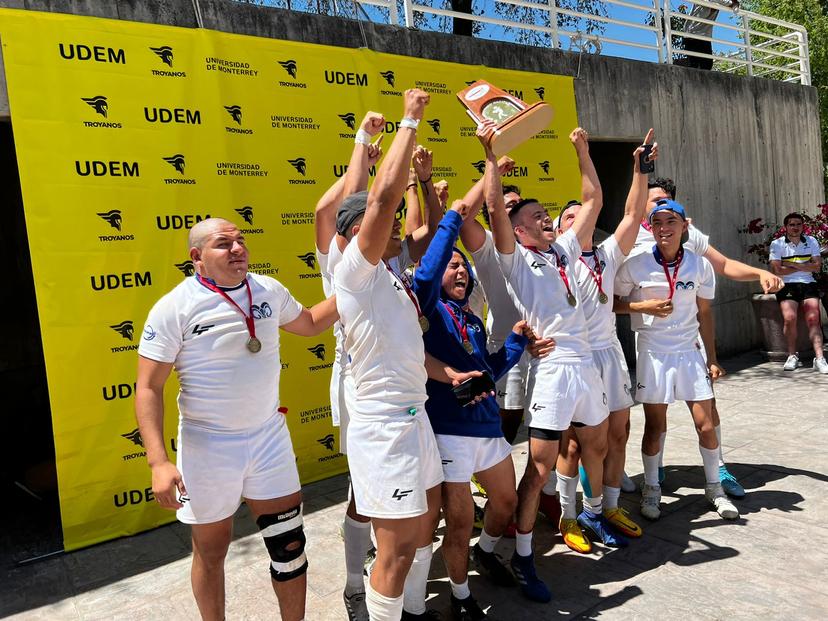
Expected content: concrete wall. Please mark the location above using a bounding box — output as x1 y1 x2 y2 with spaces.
0 0 824 355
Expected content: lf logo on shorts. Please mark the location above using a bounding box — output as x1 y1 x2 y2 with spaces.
192 324 214 335
392 488 413 500
637 382 645 390
603 393 608 405
531 403 545 411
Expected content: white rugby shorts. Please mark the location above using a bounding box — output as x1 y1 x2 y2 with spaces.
494 348 530 411
330 364 355 454
346 407 444 519
434 434 512 483
592 342 635 412
525 360 609 431
635 349 714 404
176 413 301 525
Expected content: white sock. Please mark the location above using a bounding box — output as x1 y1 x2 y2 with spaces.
366 582 403 621
556 472 579 519
642 452 660 486
583 495 602 515
449 579 471 600
402 544 432 615
477 528 500 554
603 485 621 510
715 425 725 467
657 432 667 468
699 445 720 485
343 516 371 592
515 530 533 557
542 470 558 495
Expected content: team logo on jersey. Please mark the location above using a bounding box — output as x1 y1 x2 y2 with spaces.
317 434 336 451
175 260 195 276
297 252 317 269
307 344 326 360
379 70 395 87
192 323 214 335
278 59 298 78
539 161 550 175
338 112 356 130
150 45 174 67
392 488 412 500
534 86 545 100
97 209 123 231
391 280 403 292
121 428 144 447
235 206 254 225
530 260 545 271
82 95 109 118
110 320 134 341
531 403 545 411
224 105 242 125
559 254 569 267
287 157 307 176
252 302 272 319
163 154 186 175
497 390 507 397
143 325 157 341
426 119 441 134
675 281 695 290
471 160 486 175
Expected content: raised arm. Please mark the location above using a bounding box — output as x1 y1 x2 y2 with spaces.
479 122 516 254
358 89 429 265
705 244 783 293
405 167 423 233
570 127 603 249
615 129 657 255
459 156 515 253
407 145 443 261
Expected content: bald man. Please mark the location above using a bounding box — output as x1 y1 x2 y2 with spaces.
135 218 338 621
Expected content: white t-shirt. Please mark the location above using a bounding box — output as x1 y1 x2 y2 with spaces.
574 234 625 351
615 248 715 353
138 273 304 432
768 235 820 284
632 222 710 257
470 231 521 345
318 237 348 373
333 238 428 416
497 229 591 363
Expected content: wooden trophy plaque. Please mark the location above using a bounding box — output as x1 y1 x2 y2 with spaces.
456 80 553 156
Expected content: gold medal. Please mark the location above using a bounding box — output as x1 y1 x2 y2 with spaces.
463 340 474 354
246 336 262 353
419 315 430 333
598 292 608 304
567 293 577 307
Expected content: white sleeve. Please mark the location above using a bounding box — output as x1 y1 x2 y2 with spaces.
335 241 381 292
604 234 625 268
557 229 581 265
809 236 821 257
266 279 304 326
697 257 716 300
686 224 710 257
398 238 414 271
614 260 636 297
137 294 184 364
768 238 782 262
316 247 334 298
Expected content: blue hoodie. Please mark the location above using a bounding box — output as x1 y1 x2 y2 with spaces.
412 210 527 438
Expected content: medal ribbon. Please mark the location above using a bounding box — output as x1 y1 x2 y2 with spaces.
525 245 576 304
652 246 684 300
442 301 472 351
384 261 424 320
196 274 257 342
579 252 607 300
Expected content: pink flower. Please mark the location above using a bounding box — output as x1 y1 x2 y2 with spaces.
747 218 765 234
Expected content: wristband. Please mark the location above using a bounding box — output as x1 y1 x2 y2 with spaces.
418 174 432 184
354 128 371 145
400 117 419 130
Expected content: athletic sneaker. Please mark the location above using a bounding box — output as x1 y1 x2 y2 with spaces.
620 472 636 493
510 552 552 603
814 357 828 374
401 610 442 620
719 465 746 499
559 518 591 554
605 507 643 538
450 593 487 621
473 503 485 531
343 589 369 621
471 475 488 498
783 353 802 371
640 484 662 520
705 483 739 520
472 543 516 586
538 492 562 531
576 510 629 548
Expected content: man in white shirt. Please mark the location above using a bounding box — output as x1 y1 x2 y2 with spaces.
768 212 827 373
135 218 338 621
615 200 739 522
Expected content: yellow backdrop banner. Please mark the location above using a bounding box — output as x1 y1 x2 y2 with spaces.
0 8 579 551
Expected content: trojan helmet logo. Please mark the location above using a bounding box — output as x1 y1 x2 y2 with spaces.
110 320 134 341
426 119 441 135
338 112 356 130
308 343 326 360
163 154 186 175
297 252 317 269
224 105 242 125
534 86 546 100
150 45 173 67
252 302 272 319
471 160 486 175
278 59 298 78
539 161 550 174
464 80 475 86
379 70 395 87
81 95 108 118
235 206 254 225
175 260 195 276
287 157 307 176
317 433 335 451
97 209 123 231
121 428 144 447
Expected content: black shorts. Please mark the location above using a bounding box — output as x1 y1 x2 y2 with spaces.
776 282 820 304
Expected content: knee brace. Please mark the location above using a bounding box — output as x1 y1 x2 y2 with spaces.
257 504 308 582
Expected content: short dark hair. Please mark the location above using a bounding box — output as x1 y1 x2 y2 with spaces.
502 184 521 196
555 200 582 228
784 212 804 225
508 198 541 223
648 177 676 200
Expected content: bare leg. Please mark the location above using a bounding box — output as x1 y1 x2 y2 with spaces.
604 409 631 489
515 436 559 533
803 298 825 353
780 299 800 354
190 517 233 621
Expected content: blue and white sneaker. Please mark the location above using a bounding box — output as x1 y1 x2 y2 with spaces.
719 465 746 498
510 552 552 603
576 510 629 548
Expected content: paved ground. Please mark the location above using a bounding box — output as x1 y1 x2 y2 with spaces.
3 351 828 620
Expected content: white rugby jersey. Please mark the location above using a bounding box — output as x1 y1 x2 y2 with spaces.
574 234 625 351
615 248 715 353
496 228 591 363
318 237 348 373
632 222 709 257
333 237 428 416
138 273 304 432
769 235 820 284
470 231 521 346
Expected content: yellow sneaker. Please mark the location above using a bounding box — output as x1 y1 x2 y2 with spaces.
605 507 643 538
471 475 488 498
559 518 591 554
